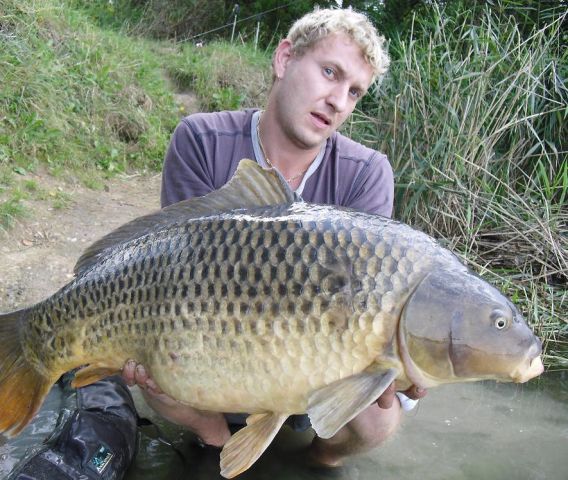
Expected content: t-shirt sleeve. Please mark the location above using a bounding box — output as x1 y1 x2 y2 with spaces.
345 152 394 218
160 119 215 208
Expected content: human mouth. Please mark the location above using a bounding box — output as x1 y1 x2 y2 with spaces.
310 112 331 129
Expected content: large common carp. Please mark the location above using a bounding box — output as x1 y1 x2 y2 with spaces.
0 160 543 477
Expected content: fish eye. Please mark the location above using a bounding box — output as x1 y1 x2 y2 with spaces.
494 317 508 330
491 310 510 330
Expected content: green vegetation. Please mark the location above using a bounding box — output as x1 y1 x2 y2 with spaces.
167 41 270 111
69 0 334 46
0 197 27 230
0 0 271 228
0 0 565 367
0 0 178 208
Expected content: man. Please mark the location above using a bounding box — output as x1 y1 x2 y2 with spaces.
124 7 425 469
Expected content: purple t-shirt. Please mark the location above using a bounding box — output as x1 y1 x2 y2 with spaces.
161 109 394 217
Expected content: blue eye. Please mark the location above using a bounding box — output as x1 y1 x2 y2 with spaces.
349 89 361 99
323 67 334 78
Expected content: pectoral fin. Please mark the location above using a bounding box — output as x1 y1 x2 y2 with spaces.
220 412 288 478
307 367 399 439
71 364 122 388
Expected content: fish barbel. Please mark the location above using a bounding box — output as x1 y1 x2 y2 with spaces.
0 160 543 477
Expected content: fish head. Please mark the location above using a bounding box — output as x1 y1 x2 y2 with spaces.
399 268 543 388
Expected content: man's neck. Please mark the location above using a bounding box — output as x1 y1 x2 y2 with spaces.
258 107 324 182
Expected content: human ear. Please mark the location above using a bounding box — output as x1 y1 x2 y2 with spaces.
272 39 293 79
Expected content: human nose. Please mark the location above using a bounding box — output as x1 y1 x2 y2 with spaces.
326 83 350 113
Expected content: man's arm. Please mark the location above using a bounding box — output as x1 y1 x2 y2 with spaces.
160 119 216 208
344 151 394 217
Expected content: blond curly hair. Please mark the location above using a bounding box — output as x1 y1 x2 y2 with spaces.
286 8 390 82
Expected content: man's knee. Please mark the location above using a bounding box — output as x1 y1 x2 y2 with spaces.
348 401 402 449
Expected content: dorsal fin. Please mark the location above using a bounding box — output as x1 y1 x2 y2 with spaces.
74 159 296 275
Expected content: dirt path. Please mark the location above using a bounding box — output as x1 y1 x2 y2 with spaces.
0 171 162 311
0 89 198 311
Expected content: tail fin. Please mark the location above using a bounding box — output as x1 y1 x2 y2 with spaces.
0 309 55 436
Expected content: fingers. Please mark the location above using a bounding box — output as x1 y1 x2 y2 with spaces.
376 381 396 409
139 368 164 395
121 359 163 394
402 385 427 400
376 382 427 410
122 359 137 386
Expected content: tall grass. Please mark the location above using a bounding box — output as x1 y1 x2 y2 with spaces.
349 3 567 367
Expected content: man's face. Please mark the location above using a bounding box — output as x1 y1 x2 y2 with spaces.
272 32 374 150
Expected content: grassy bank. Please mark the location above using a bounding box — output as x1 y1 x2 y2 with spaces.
166 41 270 112
0 0 269 228
0 0 565 367
0 0 176 226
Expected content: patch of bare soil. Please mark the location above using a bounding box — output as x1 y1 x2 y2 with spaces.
0 81 199 312
0 172 161 311
175 91 200 115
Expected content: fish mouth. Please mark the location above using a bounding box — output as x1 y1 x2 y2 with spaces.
511 355 544 383
512 336 544 383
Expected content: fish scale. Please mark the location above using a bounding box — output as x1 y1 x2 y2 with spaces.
16 205 495 393
0 160 543 478
54 208 416 411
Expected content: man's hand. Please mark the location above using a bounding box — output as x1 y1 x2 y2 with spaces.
121 359 230 447
376 382 427 409
122 359 180 407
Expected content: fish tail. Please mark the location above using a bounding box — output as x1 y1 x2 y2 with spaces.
0 309 54 436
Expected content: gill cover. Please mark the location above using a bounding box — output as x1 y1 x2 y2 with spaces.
400 268 542 386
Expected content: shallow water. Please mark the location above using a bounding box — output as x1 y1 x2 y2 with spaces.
2 372 567 480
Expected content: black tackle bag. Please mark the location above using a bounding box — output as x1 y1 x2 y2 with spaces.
7 375 138 480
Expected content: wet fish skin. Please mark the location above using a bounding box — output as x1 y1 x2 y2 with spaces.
22 201 541 409
22 203 445 412
0 160 543 478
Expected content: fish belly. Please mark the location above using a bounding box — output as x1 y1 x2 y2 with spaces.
144 309 387 414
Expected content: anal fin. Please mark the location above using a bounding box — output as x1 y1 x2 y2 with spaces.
307 367 399 439
0 358 56 436
220 412 288 478
71 363 121 388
